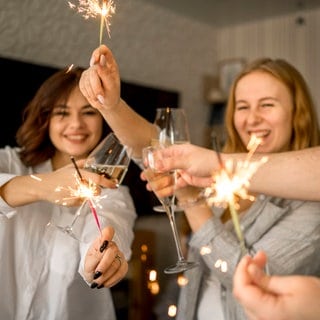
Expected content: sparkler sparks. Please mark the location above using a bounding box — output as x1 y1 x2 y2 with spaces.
70 156 103 235
205 135 268 255
68 0 116 44
53 157 106 237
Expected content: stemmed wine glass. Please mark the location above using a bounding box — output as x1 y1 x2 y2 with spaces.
144 107 198 274
84 132 131 187
152 108 189 212
47 132 131 242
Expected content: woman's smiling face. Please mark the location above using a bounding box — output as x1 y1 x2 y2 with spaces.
234 71 294 153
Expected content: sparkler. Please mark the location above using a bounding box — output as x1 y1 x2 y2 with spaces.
205 135 268 256
68 0 116 45
69 156 103 236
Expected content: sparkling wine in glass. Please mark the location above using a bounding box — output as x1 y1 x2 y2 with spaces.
47 132 131 241
151 107 189 212
84 132 131 187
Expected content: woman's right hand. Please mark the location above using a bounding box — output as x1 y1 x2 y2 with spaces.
0 160 118 208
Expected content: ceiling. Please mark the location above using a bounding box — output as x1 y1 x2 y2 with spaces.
141 0 320 28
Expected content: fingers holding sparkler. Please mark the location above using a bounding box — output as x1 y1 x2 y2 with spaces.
79 45 121 112
84 226 128 288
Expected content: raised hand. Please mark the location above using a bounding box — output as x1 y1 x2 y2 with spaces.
79 44 121 113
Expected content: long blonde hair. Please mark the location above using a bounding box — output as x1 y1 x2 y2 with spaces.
223 58 320 153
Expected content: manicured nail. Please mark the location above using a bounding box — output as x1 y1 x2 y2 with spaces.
93 271 102 280
90 56 95 67
97 95 105 105
100 54 106 67
97 284 104 289
99 240 109 252
90 282 98 289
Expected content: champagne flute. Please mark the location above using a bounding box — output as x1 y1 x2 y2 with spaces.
47 132 131 241
151 108 189 212
145 107 198 274
84 132 131 187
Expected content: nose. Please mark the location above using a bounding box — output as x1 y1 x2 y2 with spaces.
246 109 262 125
69 113 85 128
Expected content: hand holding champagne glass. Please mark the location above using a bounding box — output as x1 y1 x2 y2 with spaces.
47 132 131 241
145 107 198 274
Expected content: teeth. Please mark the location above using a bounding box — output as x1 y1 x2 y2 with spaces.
250 131 268 138
66 135 86 141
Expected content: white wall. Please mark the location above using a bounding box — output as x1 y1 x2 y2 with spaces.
0 0 217 146
2 2 320 144
216 8 320 122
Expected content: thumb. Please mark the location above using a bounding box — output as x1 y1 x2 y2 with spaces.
85 226 115 275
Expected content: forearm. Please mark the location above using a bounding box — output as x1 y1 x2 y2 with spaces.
98 99 158 158
248 148 320 200
0 175 42 207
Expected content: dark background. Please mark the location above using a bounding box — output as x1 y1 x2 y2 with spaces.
0 56 180 217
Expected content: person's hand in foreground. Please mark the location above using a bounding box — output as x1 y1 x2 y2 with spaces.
84 226 128 289
233 251 320 320
141 143 216 191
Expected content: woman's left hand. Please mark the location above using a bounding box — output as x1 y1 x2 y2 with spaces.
84 226 128 288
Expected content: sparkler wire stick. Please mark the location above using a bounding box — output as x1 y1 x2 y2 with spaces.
213 134 247 256
99 0 107 45
70 156 83 180
228 197 247 256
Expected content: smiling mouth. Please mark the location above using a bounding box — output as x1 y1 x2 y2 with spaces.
64 135 88 141
249 130 270 140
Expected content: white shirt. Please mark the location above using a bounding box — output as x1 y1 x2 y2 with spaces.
0 146 137 320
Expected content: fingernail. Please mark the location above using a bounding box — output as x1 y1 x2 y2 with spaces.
93 271 102 280
90 282 98 289
90 56 95 67
97 284 104 289
100 54 106 67
99 240 109 252
97 95 105 105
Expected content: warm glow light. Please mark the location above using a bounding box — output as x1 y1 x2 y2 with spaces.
148 281 160 295
215 259 228 273
168 305 177 317
141 244 148 252
200 246 212 255
149 270 157 282
177 274 188 287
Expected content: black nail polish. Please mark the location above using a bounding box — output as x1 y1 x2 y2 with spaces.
97 284 104 289
99 240 109 252
90 282 98 289
93 271 102 280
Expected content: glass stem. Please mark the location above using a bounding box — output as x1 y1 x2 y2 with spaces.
163 201 185 262
69 201 86 228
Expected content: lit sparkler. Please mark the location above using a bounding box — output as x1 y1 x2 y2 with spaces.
205 135 268 256
69 156 103 235
68 0 116 44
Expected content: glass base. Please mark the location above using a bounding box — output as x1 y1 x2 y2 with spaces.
164 260 199 274
153 205 184 213
46 222 80 241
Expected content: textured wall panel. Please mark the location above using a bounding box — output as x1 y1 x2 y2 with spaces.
0 0 217 146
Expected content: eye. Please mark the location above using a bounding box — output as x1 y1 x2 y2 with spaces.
236 104 249 111
52 109 69 117
261 103 274 108
82 110 98 116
